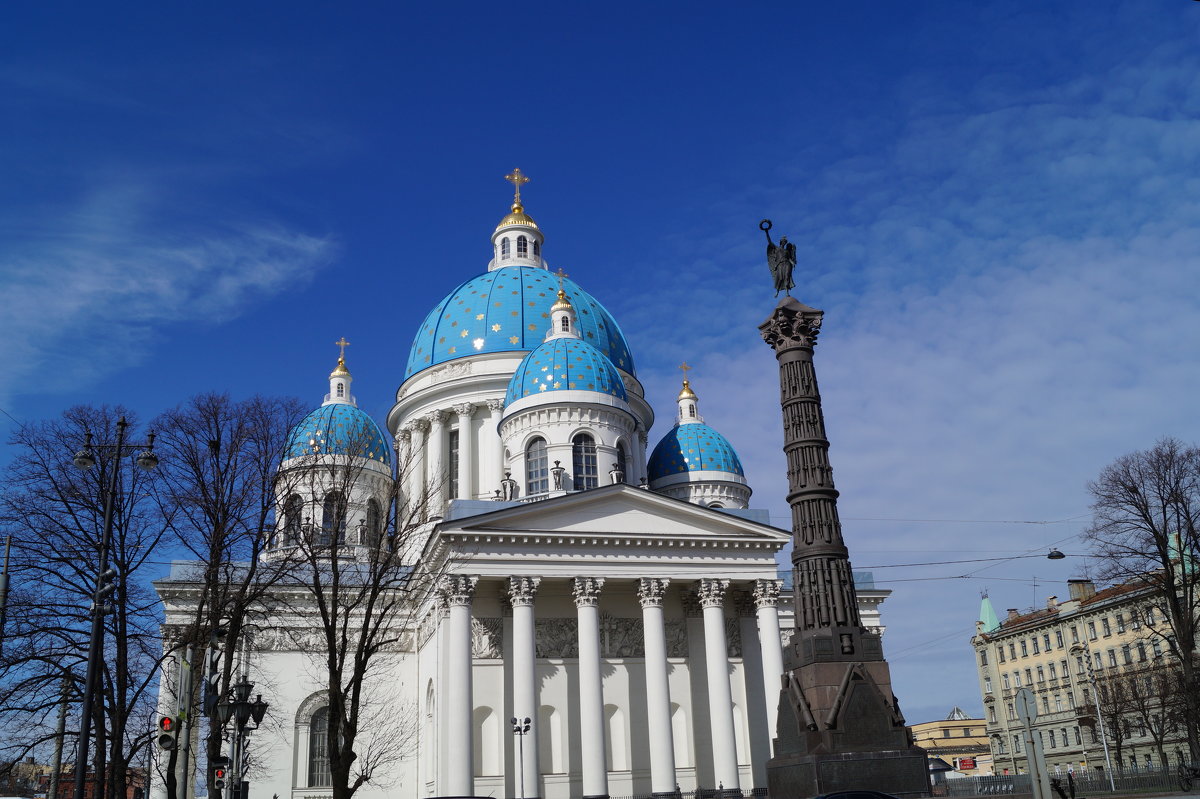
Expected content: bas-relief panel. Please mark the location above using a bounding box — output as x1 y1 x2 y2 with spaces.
530 615 690 658
472 618 502 658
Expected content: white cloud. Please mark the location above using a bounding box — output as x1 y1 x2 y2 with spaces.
0 183 335 410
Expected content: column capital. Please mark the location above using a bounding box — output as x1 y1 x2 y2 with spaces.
452 402 476 419
395 429 411 445
408 418 430 434
753 578 784 609
759 298 824 351
486 398 505 413
573 577 605 608
439 574 478 606
508 576 541 607
427 409 448 427
637 577 670 608
695 578 730 609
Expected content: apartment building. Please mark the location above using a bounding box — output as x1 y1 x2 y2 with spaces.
911 707 993 776
971 578 1187 776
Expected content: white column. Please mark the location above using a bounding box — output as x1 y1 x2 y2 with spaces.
697 578 740 792
453 402 476 500
574 578 608 799
637 432 649 487
394 428 411 514
407 420 428 516
510 577 542 799
754 579 785 742
487 399 505 493
441 575 478 798
427 410 447 514
639 578 677 795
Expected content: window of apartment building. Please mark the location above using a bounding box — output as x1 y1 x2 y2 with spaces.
1145 754 1153 768
1153 639 1163 658
1137 719 1146 737
1048 728 1057 748
996 737 1006 754
1132 612 1141 630
1068 692 1075 709
1168 635 1178 655
1044 633 1053 650
1014 735 1022 753
980 650 988 666
1094 652 1103 669
1009 642 1017 659
1036 666 1045 682
1032 638 1040 654
1015 672 1023 687
999 647 1006 662
1074 726 1082 745
1056 629 1064 648
1061 659 1069 677
1025 669 1034 684
1082 687 1091 705
1088 621 1097 640
1107 649 1117 668
989 706 997 723
1049 662 1058 680
1071 626 1080 643
1089 727 1099 744
963 728 972 736
1116 613 1126 633
1122 644 1133 665
1102 618 1112 636
1076 655 1086 675
1137 641 1147 662
1007 703 1015 720
1002 674 1010 689
943 729 951 738
1021 640 1029 657
1129 755 1137 769
1055 694 1064 712
1061 728 1069 747
1146 607 1157 626
1042 696 1050 714
985 678 993 693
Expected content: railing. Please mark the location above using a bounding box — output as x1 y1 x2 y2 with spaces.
608 789 769 799
940 764 1181 796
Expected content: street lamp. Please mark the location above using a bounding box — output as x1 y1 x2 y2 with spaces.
72 418 158 799
215 675 269 799
1069 643 1116 791
510 716 531 799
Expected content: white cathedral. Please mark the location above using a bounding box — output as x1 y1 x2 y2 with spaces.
154 172 889 799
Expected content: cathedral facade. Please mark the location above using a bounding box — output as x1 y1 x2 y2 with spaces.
154 173 889 799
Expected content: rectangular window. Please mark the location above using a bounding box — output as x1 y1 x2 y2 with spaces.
447 429 460 500
1107 649 1117 668
1075 726 1082 745
1132 612 1141 630
1032 638 1040 654
1137 641 1147 662
1049 663 1058 679
1014 735 1022 753
1003 674 1010 689
985 678 992 692
1041 696 1050 714
1007 703 1015 720
989 706 997 723
1076 656 1086 675
1048 728 1057 748
1153 639 1163 657
1122 644 1133 665
1055 695 1063 712
1087 621 1097 640
943 729 951 738
1147 607 1156 626
1000 648 1007 662
1037 666 1045 682
981 651 989 666
1068 692 1075 709
1071 626 1080 643
1009 643 1017 659
1102 618 1112 636
1116 613 1126 633
1021 640 1029 657
1044 633 1053 650
1094 652 1103 669
1061 659 1069 677
1014 673 1022 687
1026 668 1033 684
1056 630 1065 648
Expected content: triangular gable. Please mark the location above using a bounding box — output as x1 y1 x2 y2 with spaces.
439 483 791 544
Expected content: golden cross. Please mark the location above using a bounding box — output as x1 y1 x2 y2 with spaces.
504 168 530 204
335 337 350 360
554 267 570 292
679 361 692 379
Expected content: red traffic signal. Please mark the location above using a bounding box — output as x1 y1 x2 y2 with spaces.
156 716 178 750
159 716 174 732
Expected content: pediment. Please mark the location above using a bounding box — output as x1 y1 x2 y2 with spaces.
438 484 790 545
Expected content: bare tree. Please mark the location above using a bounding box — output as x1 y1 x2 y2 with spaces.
148 393 306 799
277 427 442 799
1121 661 1186 767
0 406 166 799
1084 437 1200 759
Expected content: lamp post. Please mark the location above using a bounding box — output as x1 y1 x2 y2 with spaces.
1070 643 1116 791
72 418 159 799
510 716 531 799
216 675 269 799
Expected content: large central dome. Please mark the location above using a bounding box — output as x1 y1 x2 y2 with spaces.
404 266 635 380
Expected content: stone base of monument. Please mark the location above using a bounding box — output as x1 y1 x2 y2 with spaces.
767 747 931 798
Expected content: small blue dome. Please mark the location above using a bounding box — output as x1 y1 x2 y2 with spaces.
647 423 744 481
505 337 628 405
405 266 635 380
284 404 392 466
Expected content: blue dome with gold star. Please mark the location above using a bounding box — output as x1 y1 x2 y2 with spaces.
647 423 744 480
404 266 635 380
505 337 628 405
284 404 392 466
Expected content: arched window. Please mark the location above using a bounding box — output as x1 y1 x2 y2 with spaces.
501 238 511 259
284 494 303 543
308 707 332 787
688 403 696 418
616 444 628 484
533 240 540 258
526 438 549 495
364 498 381 547
336 382 344 398
321 491 346 545
572 434 598 491
560 316 570 332
517 235 528 256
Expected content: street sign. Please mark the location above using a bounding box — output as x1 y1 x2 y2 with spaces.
1015 687 1038 725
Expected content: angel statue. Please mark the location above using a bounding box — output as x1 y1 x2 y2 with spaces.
760 219 796 297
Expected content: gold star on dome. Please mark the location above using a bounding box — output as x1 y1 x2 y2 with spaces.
509 336 520 344
476 314 485 320
491 324 502 332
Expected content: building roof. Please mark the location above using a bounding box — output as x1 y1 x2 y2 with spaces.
284 403 392 465
504 336 628 405
647 422 744 480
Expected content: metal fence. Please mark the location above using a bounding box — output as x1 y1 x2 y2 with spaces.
608 788 770 799
940 764 1181 796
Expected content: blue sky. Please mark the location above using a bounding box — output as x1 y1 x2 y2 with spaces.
3 2 1200 725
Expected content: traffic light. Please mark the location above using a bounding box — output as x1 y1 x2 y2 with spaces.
203 627 227 716
212 767 227 791
156 716 177 750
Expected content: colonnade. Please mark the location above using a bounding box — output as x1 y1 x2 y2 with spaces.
395 399 650 510
436 575 785 799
